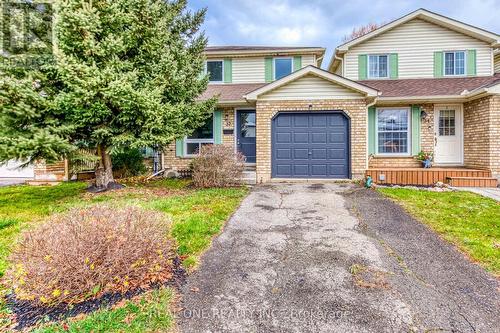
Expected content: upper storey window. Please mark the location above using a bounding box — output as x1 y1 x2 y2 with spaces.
444 51 465 76
274 57 293 80
368 55 389 78
206 60 223 82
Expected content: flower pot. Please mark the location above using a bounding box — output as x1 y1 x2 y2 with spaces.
422 159 432 168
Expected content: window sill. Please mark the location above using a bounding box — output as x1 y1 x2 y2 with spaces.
371 155 414 159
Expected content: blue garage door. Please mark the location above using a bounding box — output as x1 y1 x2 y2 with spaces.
272 112 350 178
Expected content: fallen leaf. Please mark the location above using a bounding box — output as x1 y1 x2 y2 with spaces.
190 287 199 292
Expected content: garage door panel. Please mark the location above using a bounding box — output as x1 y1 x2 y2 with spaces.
330 132 346 143
310 164 328 176
293 148 309 159
272 112 350 179
311 132 327 143
276 149 292 159
293 164 309 176
276 132 292 143
311 115 327 127
293 115 309 127
329 148 346 159
293 132 308 143
276 164 292 176
311 148 327 159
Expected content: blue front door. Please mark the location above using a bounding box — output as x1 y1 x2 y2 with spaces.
237 110 256 163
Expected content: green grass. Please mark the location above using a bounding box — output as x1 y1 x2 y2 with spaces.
0 180 248 332
0 182 87 277
151 187 248 269
33 287 174 333
378 188 500 275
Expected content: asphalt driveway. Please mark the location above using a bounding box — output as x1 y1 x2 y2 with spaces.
178 183 499 333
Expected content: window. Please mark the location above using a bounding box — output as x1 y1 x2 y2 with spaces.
438 109 456 136
368 55 389 78
206 60 223 82
444 51 466 76
376 108 410 154
274 58 293 80
185 115 214 156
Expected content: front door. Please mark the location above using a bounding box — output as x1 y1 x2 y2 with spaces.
434 105 463 165
237 110 256 163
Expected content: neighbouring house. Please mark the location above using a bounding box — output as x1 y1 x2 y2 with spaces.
163 8 500 187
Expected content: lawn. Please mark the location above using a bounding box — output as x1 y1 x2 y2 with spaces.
0 180 248 332
378 188 500 275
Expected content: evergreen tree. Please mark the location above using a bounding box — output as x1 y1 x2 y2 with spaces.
0 0 215 189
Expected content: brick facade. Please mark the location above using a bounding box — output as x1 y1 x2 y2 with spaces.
32 160 68 183
162 107 237 171
255 99 368 183
162 96 500 182
464 95 500 179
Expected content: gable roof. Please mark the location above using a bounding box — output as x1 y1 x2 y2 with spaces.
244 66 379 101
328 8 500 71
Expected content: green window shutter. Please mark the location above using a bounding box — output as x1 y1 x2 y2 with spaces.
368 106 376 155
467 49 476 76
411 105 421 155
175 139 184 157
358 55 368 80
293 56 302 71
213 110 223 144
265 57 273 82
223 58 232 83
389 53 398 79
434 52 443 77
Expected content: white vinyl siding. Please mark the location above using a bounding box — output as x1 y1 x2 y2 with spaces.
494 53 500 73
259 74 364 100
222 55 318 84
301 54 316 67
232 58 266 83
344 18 492 80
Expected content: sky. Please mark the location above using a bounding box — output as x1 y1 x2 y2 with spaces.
188 0 500 68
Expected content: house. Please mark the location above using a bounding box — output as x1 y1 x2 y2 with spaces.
164 8 500 187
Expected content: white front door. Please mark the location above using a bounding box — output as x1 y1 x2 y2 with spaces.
434 105 463 165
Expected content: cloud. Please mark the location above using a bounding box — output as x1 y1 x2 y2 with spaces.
190 0 500 67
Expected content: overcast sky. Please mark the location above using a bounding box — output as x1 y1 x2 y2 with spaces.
189 0 500 68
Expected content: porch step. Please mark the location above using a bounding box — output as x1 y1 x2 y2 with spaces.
366 168 492 186
240 170 256 185
446 177 498 188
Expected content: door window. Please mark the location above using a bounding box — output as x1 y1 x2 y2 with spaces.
240 112 256 138
439 110 456 136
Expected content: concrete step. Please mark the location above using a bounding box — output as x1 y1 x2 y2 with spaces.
241 170 256 185
446 176 498 188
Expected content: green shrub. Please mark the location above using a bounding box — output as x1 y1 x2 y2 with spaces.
111 148 147 178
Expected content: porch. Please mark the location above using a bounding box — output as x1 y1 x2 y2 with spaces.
366 167 498 187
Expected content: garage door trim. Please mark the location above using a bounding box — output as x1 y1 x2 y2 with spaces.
271 110 351 179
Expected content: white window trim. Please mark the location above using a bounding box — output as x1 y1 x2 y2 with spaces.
205 59 224 84
184 114 215 157
273 57 293 80
375 107 412 157
443 50 467 77
367 54 390 79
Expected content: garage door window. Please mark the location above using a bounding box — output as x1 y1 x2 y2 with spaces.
376 108 410 155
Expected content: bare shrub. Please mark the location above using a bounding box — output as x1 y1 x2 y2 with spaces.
191 145 245 188
342 22 384 43
7 205 174 306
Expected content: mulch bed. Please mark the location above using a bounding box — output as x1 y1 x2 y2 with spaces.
7 256 187 330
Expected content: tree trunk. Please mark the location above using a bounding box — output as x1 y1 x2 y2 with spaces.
95 144 114 189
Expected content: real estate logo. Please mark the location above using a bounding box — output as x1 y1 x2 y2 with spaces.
1 0 54 67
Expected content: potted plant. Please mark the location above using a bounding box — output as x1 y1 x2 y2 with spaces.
416 150 433 168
